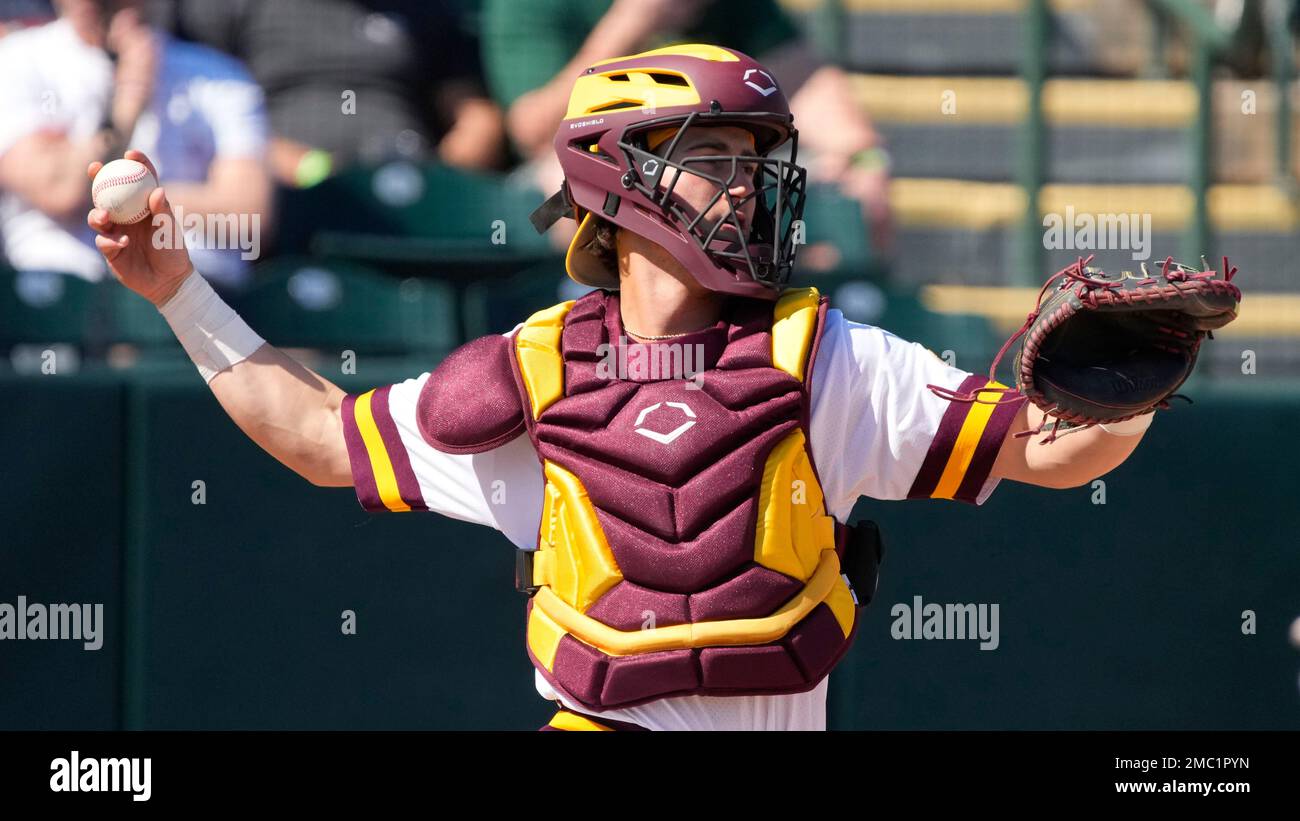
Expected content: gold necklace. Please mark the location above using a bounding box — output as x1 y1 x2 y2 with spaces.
624 326 703 341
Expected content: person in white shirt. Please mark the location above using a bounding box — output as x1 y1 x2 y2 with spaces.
83 45 1152 731
0 0 269 289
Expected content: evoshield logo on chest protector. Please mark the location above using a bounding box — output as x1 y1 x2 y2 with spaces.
632 401 696 444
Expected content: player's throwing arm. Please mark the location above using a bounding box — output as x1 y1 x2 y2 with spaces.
86 150 353 487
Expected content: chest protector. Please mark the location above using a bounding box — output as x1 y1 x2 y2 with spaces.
510 287 861 711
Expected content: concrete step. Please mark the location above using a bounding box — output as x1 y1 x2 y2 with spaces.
884 178 1300 290
851 75 1299 184
781 0 1152 76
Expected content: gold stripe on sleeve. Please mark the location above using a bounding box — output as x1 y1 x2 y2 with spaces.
353 390 411 513
932 380 1003 499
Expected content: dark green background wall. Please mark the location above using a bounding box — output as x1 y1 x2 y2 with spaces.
2 369 1295 729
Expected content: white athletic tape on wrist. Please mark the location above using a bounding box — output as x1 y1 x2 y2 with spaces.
158 271 265 383
1099 412 1154 436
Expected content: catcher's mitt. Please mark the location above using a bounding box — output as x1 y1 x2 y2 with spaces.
929 255 1241 442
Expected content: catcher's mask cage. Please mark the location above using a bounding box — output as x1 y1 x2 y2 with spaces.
528 43 810 300
615 109 808 291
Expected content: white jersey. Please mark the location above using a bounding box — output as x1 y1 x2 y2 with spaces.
340 308 1020 730
0 19 267 287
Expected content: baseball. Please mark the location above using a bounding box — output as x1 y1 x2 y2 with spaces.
91 158 158 225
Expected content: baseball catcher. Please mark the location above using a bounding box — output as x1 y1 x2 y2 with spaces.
85 43 1240 731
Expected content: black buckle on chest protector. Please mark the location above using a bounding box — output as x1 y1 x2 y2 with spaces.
515 549 540 596
841 519 885 607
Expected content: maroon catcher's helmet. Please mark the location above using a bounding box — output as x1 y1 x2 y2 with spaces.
529 44 808 300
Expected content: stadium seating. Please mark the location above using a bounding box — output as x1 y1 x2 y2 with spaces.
231 257 457 356
0 266 100 353
780 0 1299 378
2 0 1293 377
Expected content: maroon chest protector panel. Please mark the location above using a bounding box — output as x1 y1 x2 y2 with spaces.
518 290 859 711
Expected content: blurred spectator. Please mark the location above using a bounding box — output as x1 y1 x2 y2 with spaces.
482 0 893 253
1222 0 1299 77
165 0 508 186
0 0 53 35
0 0 271 289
